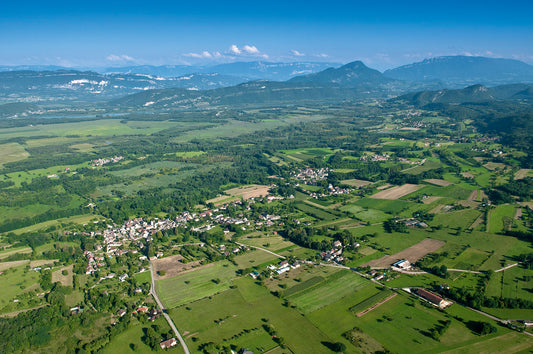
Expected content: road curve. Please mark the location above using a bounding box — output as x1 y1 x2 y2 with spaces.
149 262 190 354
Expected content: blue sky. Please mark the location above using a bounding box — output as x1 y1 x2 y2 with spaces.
1 0 532 70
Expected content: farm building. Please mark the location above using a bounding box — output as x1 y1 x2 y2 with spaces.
415 288 452 309
160 338 177 349
392 259 411 269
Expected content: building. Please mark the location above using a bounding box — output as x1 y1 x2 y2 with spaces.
160 338 177 349
392 259 411 270
415 288 452 309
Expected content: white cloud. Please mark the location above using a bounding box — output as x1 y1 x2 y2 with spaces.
106 54 135 62
291 50 305 57
184 51 214 59
315 53 329 58
229 45 241 55
243 45 259 54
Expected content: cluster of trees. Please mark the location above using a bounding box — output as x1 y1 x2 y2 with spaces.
383 218 408 233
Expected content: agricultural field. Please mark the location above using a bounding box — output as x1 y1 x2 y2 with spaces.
156 261 238 308
287 270 371 313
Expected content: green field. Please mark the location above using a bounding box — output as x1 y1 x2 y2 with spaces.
432 209 482 229
288 270 371 313
0 265 41 313
489 205 517 234
233 249 280 269
169 276 333 353
238 234 295 252
157 261 238 308
340 204 390 223
102 317 172 354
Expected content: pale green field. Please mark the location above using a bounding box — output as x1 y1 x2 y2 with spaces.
157 261 238 308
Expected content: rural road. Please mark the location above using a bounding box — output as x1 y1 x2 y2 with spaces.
149 262 190 354
494 262 519 273
235 242 286 259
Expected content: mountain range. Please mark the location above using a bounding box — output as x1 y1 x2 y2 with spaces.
1 56 533 108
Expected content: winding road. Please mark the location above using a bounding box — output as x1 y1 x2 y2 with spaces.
149 262 190 354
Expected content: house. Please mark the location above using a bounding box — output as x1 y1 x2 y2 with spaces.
136 306 149 313
333 240 342 248
249 270 260 279
160 338 178 349
279 260 289 268
117 309 127 317
374 274 384 281
415 288 452 309
119 274 129 282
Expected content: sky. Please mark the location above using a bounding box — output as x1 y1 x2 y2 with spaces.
1 0 532 71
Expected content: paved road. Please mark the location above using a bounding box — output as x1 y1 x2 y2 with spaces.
235 242 286 259
149 262 190 354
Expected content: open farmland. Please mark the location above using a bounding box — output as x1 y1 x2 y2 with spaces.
157 260 238 308
152 254 202 280
363 238 445 268
225 184 271 199
341 179 373 187
288 270 371 313
370 184 423 199
423 178 454 186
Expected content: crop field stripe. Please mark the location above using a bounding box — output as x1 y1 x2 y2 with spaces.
283 276 325 297
349 289 394 313
356 292 397 317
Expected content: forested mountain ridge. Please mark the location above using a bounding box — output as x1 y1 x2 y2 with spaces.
394 83 533 106
384 56 533 87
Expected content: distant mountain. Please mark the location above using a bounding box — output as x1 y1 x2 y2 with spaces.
289 61 392 86
384 56 533 87
110 80 363 109
395 84 533 106
203 61 340 81
0 70 244 103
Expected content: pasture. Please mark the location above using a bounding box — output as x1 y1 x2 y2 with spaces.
340 178 373 188
489 205 517 234
0 143 29 167
288 270 370 313
169 277 333 353
156 260 237 308
0 265 40 312
233 249 280 269
238 234 295 252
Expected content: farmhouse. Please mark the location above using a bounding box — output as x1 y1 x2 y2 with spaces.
249 270 260 279
392 259 411 270
160 338 177 349
415 288 453 309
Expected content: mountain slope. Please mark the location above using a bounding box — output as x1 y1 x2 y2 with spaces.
384 56 533 87
395 84 533 106
110 80 363 109
289 61 392 86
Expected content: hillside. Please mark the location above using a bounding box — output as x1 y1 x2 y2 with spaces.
384 56 533 87
395 84 533 106
110 81 364 109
